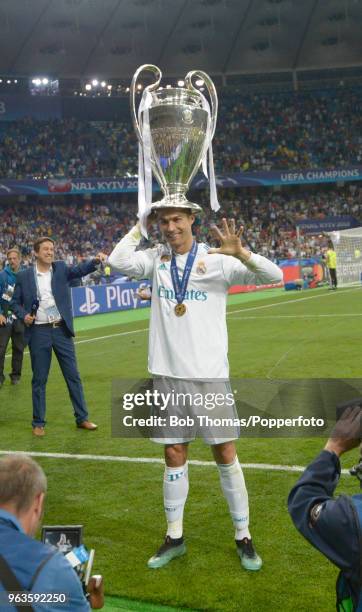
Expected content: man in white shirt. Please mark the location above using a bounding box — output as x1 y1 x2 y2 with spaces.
12 237 107 436
109 208 283 571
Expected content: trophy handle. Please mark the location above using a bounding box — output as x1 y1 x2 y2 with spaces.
185 70 218 138
130 64 162 144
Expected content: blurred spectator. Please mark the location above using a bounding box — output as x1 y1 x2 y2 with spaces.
0 185 360 265
0 87 361 179
0 248 25 387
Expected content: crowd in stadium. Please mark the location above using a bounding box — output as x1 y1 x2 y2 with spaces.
217 88 362 173
0 118 135 179
0 186 360 267
1 87 361 179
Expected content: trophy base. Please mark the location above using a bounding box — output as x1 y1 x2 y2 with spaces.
151 194 202 214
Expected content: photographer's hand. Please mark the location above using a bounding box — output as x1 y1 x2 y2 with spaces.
87 575 104 609
324 405 361 457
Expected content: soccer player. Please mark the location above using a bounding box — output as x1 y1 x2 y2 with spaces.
109 207 283 571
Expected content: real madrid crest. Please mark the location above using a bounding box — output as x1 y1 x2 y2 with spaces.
196 261 207 275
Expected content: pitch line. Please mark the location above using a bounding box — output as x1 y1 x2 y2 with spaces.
75 287 360 344
227 286 359 317
232 313 362 319
74 327 148 345
0 450 352 475
5 286 359 358
5 327 149 359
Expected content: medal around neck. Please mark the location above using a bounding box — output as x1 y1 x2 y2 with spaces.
170 240 197 318
174 303 187 317
130 64 220 235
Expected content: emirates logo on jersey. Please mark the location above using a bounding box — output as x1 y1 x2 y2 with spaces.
196 261 207 275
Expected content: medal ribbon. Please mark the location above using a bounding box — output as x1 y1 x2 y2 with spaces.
170 241 198 305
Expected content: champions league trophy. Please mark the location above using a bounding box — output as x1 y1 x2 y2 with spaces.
130 64 220 235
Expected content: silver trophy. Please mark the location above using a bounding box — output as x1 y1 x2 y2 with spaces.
130 64 219 223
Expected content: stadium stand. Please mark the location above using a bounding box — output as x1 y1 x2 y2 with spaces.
0 185 360 265
1 87 362 179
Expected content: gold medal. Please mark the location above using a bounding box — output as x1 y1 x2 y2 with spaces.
174 303 187 317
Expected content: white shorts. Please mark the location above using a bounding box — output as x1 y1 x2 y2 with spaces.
150 376 240 446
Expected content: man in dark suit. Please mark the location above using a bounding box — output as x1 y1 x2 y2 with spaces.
12 237 107 436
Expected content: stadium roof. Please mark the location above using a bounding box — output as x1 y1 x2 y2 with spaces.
1 0 362 79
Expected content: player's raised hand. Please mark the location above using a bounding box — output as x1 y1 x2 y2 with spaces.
208 218 251 261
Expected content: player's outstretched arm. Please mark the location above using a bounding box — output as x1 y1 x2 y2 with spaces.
208 217 283 285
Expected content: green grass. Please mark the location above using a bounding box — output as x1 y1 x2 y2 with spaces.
1 286 361 611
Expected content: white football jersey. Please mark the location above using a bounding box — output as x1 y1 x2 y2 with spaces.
109 226 282 379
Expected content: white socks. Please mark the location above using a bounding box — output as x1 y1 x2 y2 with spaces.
217 456 251 541
163 463 189 539
163 458 250 541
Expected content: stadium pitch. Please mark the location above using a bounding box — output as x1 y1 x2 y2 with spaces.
1 286 361 611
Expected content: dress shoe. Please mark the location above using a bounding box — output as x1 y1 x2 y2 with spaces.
32 426 45 437
77 420 98 430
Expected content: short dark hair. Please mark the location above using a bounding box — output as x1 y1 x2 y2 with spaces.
156 207 194 219
33 237 55 253
0 454 47 513
6 247 21 258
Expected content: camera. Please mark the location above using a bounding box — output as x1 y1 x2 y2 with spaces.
41 525 95 593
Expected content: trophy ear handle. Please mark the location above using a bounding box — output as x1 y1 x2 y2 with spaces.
130 64 162 144
185 70 218 138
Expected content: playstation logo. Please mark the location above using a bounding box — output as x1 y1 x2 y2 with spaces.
79 287 100 315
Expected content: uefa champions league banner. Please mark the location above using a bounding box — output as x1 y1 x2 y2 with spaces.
193 167 362 187
0 176 139 196
71 282 151 317
2 166 362 196
296 216 359 233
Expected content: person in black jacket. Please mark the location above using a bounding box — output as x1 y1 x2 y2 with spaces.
288 405 362 611
0 248 25 387
11 237 107 436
